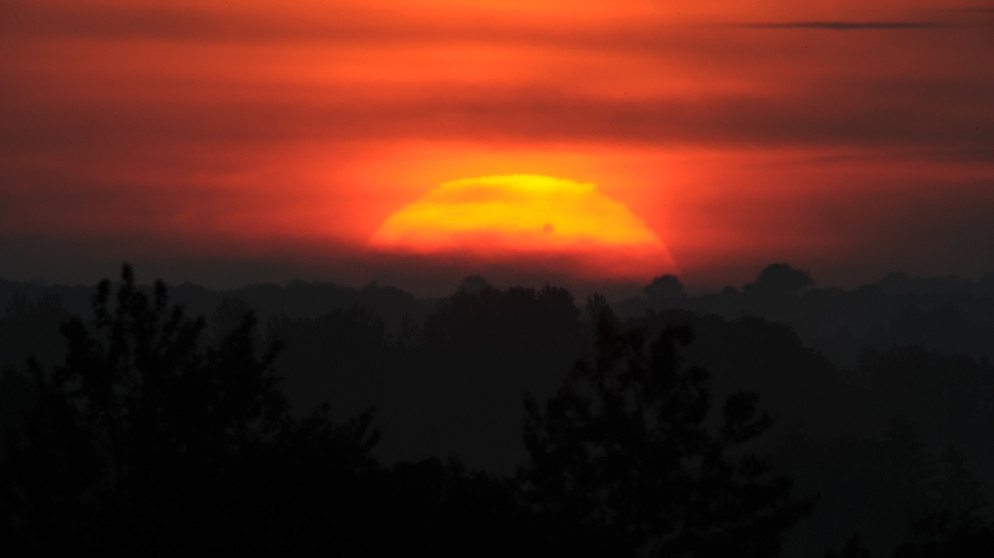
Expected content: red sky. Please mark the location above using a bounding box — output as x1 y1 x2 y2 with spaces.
1 0 992 294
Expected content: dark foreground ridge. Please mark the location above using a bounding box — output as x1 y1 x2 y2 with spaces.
2 263 994 556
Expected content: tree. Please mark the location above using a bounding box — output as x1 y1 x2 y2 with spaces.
0 265 378 555
644 274 685 308
892 446 994 558
746 263 814 297
521 303 813 557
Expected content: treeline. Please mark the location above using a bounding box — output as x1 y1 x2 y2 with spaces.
1 264 994 556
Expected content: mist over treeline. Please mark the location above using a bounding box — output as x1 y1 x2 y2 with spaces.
2 263 994 556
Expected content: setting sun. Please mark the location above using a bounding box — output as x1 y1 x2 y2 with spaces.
367 174 675 279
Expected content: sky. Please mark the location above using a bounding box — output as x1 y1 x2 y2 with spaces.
1 0 992 295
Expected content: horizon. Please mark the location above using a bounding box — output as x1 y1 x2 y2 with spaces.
4 259 992 302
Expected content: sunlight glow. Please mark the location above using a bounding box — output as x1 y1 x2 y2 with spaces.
367 174 675 279
370 174 662 249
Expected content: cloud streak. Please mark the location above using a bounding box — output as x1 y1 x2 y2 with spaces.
4 79 990 154
726 21 955 30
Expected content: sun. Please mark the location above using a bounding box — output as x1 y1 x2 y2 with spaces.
367 174 675 280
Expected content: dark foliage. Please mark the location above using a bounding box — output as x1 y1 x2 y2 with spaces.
746 263 815 297
4 261 994 556
0 265 379 556
521 304 814 557
644 273 685 308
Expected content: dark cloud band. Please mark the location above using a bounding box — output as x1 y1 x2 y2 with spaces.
727 21 954 30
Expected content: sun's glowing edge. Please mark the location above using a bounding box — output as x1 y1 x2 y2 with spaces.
367 174 676 280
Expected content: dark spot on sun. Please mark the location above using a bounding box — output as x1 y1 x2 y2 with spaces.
543 223 554 234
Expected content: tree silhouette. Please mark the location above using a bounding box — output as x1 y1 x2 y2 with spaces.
892 446 994 558
746 263 814 297
521 304 813 557
644 274 685 309
0 265 379 555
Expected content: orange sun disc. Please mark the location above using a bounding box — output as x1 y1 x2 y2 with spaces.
367 174 676 279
